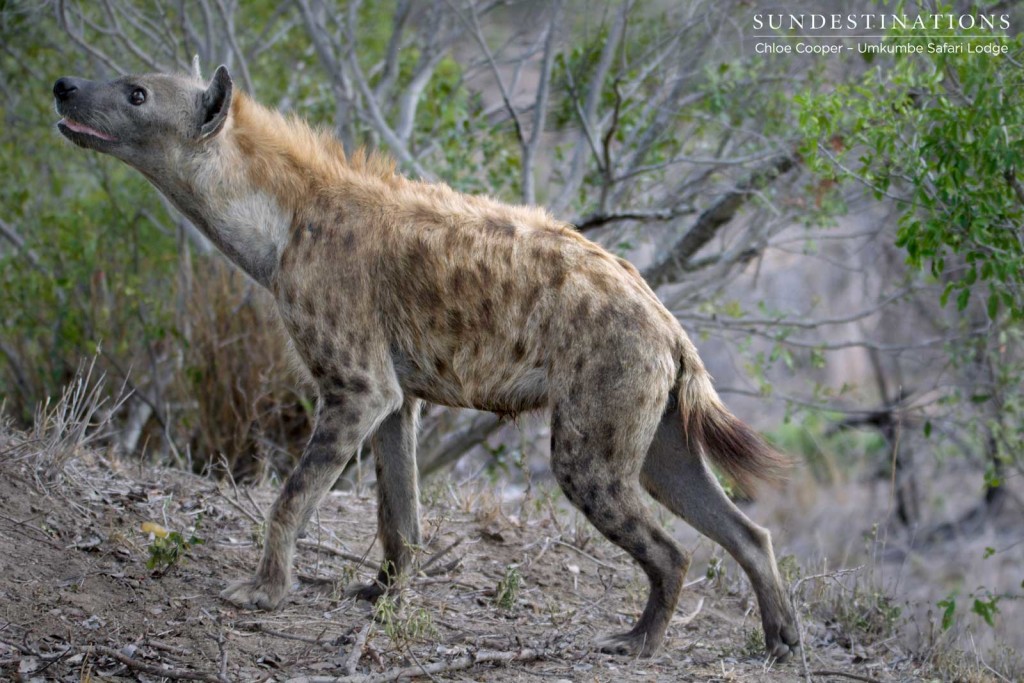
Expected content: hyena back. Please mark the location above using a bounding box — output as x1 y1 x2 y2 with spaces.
53 63 798 659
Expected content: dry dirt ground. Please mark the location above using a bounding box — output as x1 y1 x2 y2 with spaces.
0 430 998 682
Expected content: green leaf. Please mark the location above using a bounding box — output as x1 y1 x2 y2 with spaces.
938 597 956 631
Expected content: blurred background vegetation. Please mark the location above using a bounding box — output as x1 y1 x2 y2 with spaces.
0 0 1022 665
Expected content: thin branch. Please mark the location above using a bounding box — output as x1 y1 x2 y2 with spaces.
521 2 561 205
0 217 41 269
574 205 696 232
551 2 630 214
55 0 127 74
418 412 502 478
291 645 555 683
643 153 797 287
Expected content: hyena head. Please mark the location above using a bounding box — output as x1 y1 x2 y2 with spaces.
52 64 232 187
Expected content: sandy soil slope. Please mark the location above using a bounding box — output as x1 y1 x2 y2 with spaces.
0 431 982 682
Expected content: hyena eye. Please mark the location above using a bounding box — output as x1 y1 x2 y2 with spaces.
129 88 147 106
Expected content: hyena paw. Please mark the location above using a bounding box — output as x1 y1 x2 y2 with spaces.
764 622 800 661
595 630 660 658
220 575 288 610
344 580 390 604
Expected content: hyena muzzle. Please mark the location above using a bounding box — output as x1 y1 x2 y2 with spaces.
53 62 799 660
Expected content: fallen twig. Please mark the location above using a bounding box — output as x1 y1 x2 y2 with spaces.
343 622 372 676
85 645 221 682
809 670 882 683
298 539 377 568
550 539 624 571
287 645 552 683
417 537 463 576
790 566 864 683
217 488 264 526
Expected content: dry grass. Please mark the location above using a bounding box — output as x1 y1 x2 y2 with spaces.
174 262 312 481
0 354 128 488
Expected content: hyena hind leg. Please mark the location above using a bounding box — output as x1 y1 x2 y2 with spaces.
348 398 422 602
640 410 800 661
550 408 689 658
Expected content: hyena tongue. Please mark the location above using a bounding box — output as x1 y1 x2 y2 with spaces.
60 118 116 141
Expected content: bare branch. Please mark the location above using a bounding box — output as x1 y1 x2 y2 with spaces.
551 1 630 215
574 205 696 232
0 217 42 270
643 153 797 287
521 2 562 205
419 412 502 478
55 0 127 74
213 0 256 95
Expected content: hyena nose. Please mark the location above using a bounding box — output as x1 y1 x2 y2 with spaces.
53 78 79 101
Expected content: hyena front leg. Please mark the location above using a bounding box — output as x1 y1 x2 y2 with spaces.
221 374 401 610
349 397 422 602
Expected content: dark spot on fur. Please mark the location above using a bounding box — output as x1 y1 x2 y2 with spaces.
485 218 516 238
283 471 305 498
607 481 622 497
305 444 336 468
323 392 345 409
342 231 357 250
513 340 526 361
592 358 623 388
310 429 337 447
478 263 493 283
339 350 352 367
302 293 317 317
306 223 322 243
601 424 617 444
549 266 568 289
325 308 339 329
479 299 495 331
349 376 369 394
573 356 585 374
623 517 639 533
338 409 361 427
666 542 686 567
418 286 443 312
451 269 468 295
445 309 464 335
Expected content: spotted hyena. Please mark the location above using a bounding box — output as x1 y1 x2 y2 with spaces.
53 61 798 659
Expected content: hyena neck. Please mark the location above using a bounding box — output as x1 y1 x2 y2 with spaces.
226 92 401 222
159 92 400 288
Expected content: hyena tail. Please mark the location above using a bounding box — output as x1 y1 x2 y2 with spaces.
677 355 788 495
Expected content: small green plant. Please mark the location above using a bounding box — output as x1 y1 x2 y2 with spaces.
495 564 523 611
937 588 1003 631
777 554 801 584
250 520 266 548
706 556 727 589
144 519 204 572
371 592 436 643
742 627 766 657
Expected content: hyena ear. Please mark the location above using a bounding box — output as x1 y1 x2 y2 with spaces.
197 65 232 140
